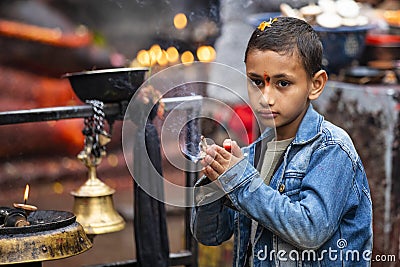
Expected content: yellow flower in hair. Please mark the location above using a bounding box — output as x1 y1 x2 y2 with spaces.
257 21 268 31
257 17 278 31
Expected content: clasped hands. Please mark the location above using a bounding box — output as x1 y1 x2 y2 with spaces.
201 139 244 181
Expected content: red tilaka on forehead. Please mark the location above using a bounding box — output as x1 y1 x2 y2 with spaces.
264 71 270 86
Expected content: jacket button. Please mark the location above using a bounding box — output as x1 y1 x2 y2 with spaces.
278 184 285 193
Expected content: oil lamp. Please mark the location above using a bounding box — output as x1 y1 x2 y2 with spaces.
0 209 92 265
1 184 92 265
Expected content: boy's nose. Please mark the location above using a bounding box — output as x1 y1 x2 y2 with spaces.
259 86 275 107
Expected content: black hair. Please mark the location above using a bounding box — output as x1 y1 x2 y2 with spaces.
244 17 323 78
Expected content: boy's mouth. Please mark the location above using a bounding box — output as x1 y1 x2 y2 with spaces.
258 110 277 119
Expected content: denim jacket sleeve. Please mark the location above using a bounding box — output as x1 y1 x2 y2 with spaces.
191 176 235 246
215 142 357 250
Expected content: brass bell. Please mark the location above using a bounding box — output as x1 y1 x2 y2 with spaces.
71 166 125 236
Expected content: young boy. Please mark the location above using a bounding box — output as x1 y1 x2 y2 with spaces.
191 17 373 266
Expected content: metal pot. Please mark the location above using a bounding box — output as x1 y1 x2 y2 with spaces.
313 25 374 74
63 67 149 103
344 66 385 84
361 33 400 65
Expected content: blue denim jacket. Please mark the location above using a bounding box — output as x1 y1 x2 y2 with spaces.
191 104 373 266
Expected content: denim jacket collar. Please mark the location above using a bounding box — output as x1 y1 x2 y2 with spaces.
292 104 323 145
256 104 323 146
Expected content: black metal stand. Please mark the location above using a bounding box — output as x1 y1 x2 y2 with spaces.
0 96 200 267
0 103 124 125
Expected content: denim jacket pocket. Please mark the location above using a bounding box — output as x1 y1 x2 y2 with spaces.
275 235 324 267
281 171 305 202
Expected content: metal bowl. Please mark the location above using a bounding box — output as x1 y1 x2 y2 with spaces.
313 25 374 74
63 67 149 103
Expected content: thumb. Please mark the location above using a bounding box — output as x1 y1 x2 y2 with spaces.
223 139 242 158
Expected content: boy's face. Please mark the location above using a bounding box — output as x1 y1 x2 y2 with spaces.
246 49 316 140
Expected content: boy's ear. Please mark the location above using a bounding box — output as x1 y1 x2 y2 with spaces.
308 70 327 100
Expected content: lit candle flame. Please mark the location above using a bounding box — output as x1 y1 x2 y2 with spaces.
12 183 37 213
24 184 29 204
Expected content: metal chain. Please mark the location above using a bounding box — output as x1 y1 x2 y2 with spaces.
89 100 105 158
79 100 110 166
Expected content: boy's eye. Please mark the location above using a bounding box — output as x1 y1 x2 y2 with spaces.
251 79 263 87
277 80 290 87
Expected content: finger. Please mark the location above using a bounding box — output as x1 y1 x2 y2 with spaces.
142 96 150 104
204 154 214 165
205 145 231 172
212 145 232 161
206 145 217 158
230 141 242 158
203 165 219 181
205 155 226 175
205 145 226 162
199 158 208 168
200 150 217 167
